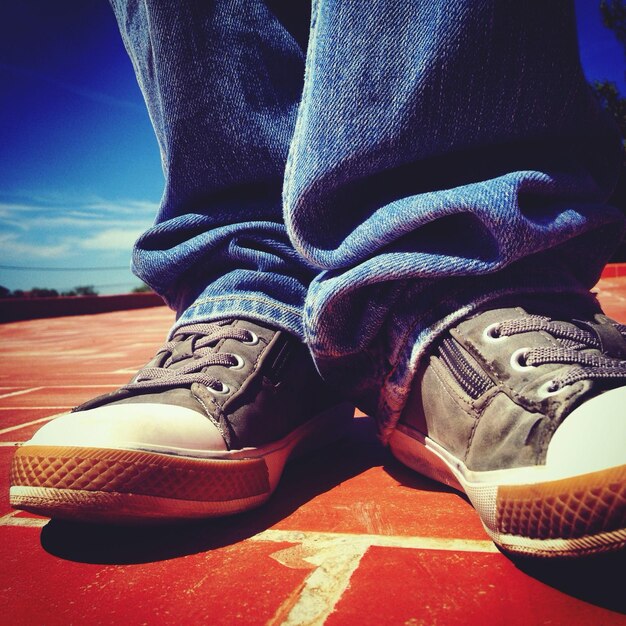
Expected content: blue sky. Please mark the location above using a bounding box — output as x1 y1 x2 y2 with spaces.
0 0 624 295
0 1 162 294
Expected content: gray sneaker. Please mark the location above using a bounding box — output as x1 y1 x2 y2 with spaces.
389 303 626 557
11 319 353 523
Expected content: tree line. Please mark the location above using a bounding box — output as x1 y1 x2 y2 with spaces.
0 285 99 298
0 284 151 298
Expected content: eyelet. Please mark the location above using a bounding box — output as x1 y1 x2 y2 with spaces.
510 348 533 371
242 330 259 346
537 380 564 398
228 354 245 370
483 323 507 342
206 382 230 396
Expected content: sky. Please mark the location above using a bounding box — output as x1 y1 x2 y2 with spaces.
0 0 624 295
0 1 162 295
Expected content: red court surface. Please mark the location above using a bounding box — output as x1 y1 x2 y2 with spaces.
1 280 626 625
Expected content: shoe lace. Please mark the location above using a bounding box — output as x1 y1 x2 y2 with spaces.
492 315 626 392
122 322 254 393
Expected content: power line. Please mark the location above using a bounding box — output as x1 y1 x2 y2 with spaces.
0 264 129 271
88 282 145 289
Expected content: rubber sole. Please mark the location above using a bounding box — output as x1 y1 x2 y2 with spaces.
389 425 626 558
10 403 354 523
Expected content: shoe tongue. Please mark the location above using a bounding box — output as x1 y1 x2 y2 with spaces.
169 336 196 364
163 327 229 370
152 335 203 372
576 317 626 359
504 293 600 321
166 321 236 367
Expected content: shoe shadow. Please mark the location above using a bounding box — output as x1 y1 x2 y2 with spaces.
40 417 385 565
382 455 468 496
510 550 626 615
382 453 626 615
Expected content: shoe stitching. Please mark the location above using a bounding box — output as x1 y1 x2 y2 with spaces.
184 295 303 318
192 390 229 443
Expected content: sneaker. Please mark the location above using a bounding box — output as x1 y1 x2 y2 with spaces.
10 319 353 523
389 302 626 557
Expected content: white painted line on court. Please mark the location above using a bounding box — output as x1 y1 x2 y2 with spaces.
0 387 44 400
16 385 119 389
266 533 368 626
0 407 71 411
260 530 496 625
254 529 497 554
0 511 47 528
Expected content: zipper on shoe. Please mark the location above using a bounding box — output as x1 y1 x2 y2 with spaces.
439 337 494 399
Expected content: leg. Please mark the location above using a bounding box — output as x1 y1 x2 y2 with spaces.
9 0 353 522
115 0 313 336
285 0 626 556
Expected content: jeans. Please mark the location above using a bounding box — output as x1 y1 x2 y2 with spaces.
110 0 624 440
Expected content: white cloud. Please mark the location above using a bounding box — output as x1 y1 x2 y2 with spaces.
0 232 70 259
80 228 143 251
0 197 158 217
0 202 48 215
0 194 157 293
83 199 159 216
0 196 157 232
0 193 157 262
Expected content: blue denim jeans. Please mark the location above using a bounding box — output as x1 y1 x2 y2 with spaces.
111 0 624 439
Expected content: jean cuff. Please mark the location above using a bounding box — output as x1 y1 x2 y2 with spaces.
171 294 304 340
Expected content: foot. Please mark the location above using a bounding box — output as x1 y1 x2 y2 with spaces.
389 301 626 557
10 319 353 523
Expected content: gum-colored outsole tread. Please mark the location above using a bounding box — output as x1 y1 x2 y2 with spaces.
496 465 626 540
11 445 270 502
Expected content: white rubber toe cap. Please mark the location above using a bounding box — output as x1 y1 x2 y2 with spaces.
546 386 626 476
28 403 228 453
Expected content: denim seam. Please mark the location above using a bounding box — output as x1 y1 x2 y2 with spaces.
184 295 303 318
